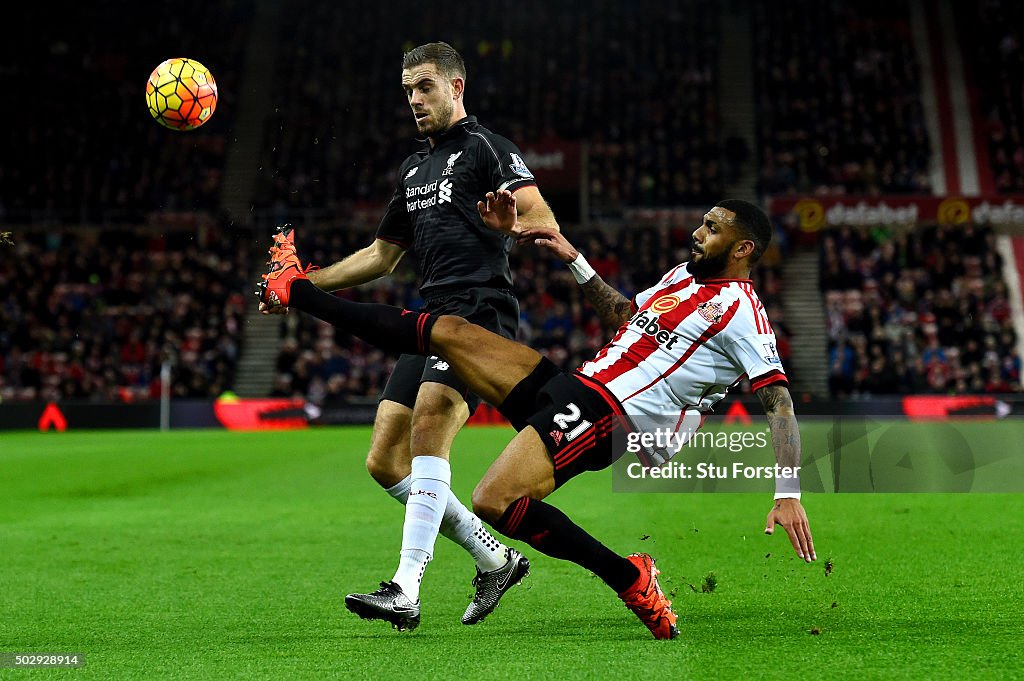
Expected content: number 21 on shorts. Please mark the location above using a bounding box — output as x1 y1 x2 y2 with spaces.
553 403 592 442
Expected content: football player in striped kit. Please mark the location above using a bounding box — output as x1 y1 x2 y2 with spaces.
258 195 815 640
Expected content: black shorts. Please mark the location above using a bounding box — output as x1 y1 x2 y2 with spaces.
380 287 519 414
499 358 632 488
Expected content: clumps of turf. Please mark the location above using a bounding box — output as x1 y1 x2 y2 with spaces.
688 572 718 593
824 559 834 577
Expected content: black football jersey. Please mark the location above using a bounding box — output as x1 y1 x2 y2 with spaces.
375 116 537 297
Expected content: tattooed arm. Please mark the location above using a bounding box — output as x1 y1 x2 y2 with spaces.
579 276 634 328
521 228 633 328
756 382 816 563
756 383 801 472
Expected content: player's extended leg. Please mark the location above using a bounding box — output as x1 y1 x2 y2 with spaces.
259 226 542 407
470 428 679 640
270 279 544 410
427 315 547 407
263 230 535 623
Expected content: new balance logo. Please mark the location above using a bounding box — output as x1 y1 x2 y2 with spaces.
438 179 453 204
432 360 450 371
549 430 564 445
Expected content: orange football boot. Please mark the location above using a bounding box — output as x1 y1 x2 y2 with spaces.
618 553 679 640
258 224 307 308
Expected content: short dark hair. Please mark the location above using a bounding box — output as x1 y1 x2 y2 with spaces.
716 199 772 263
402 42 466 82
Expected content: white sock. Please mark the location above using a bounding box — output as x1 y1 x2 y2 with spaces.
440 494 508 572
386 474 508 572
392 456 450 602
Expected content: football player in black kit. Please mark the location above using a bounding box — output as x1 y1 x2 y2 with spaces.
261 42 560 631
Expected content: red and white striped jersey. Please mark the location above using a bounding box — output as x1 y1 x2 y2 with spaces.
578 263 788 420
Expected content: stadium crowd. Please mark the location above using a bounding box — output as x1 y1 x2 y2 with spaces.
969 0 1024 194
753 0 932 196
4 1 1023 406
270 225 792 404
0 229 250 402
820 224 1021 397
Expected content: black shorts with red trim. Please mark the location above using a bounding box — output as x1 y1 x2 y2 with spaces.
498 358 632 488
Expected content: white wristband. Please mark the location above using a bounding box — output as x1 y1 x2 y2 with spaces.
774 492 802 501
568 253 597 284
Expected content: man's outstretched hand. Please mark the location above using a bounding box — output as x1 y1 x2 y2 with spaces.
477 189 522 236
518 228 580 264
765 498 816 563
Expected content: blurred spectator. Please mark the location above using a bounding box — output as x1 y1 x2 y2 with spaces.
969 1 1024 193
820 223 1020 397
753 0 932 196
0 227 250 402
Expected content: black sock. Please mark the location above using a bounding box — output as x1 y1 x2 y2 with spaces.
495 496 640 593
289 279 436 355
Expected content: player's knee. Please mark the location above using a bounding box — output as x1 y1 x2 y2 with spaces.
471 480 516 525
411 388 461 420
365 447 404 488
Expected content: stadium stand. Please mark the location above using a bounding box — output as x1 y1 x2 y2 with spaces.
3 0 1022 408
965 0 1024 194
0 228 250 402
820 224 1021 397
752 0 932 196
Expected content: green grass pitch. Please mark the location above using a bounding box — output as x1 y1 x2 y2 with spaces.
2 425 1022 679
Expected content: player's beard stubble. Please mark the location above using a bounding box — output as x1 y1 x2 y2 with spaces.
418 92 455 137
686 244 733 280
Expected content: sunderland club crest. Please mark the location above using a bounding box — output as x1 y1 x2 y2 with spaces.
697 300 725 323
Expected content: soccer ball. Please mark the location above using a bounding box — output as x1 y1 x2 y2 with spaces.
145 58 218 131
